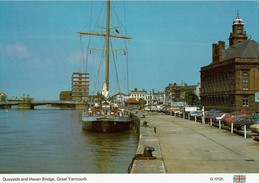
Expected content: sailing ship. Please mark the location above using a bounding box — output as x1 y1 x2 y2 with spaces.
79 0 133 133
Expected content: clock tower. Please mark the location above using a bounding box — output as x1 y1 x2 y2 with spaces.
228 11 248 46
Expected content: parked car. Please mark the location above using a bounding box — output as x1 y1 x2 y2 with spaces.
222 111 245 126
205 110 221 122
160 107 169 113
229 115 259 130
250 118 259 133
189 110 202 120
173 108 184 117
216 113 228 121
169 107 180 115
209 112 227 122
190 110 203 117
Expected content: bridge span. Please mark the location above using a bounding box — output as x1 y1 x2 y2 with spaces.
0 99 86 109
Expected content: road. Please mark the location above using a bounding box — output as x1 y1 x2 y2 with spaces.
145 112 259 173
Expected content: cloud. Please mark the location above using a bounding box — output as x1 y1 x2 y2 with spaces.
2 43 32 59
0 43 56 70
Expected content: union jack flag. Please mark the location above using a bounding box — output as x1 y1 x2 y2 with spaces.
233 175 246 183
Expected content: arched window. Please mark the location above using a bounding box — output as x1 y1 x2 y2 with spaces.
242 72 249 90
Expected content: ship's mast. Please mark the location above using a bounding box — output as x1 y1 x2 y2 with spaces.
105 0 111 91
78 0 132 95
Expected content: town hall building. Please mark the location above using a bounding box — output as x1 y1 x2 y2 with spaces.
200 13 259 112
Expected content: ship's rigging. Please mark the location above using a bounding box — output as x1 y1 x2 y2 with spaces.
78 0 132 98
80 0 134 133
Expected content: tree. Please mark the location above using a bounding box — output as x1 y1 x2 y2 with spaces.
185 92 200 106
139 98 146 110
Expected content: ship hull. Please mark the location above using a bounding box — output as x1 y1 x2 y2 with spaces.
82 116 132 133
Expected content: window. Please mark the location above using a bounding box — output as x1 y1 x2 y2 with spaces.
242 72 249 90
243 96 249 106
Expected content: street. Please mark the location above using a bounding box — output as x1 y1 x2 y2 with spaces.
145 112 259 173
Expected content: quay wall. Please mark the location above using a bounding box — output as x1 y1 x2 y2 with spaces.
129 112 166 173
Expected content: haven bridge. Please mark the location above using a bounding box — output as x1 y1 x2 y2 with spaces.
0 99 86 109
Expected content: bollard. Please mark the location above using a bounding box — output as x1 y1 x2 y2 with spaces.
142 121 149 127
143 146 155 158
202 106 205 125
195 115 197 122
231 123 233 133
244 125 247 139
210 118 212 126
202 115 205 125
219 120 221 129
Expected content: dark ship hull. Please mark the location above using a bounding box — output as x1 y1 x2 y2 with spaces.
82 116 132 133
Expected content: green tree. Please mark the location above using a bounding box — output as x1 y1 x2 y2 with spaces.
185 92 200 106
139 98 146 110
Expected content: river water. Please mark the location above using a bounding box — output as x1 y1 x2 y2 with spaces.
0 107 138 173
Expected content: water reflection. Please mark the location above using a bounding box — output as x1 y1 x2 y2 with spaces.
82 130 138 173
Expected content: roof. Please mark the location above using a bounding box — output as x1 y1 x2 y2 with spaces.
126 98 139 104
232 13 244 25
60 91 71 94
222 39 259 61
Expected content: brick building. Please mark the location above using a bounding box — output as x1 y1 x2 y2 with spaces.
200 13 259 112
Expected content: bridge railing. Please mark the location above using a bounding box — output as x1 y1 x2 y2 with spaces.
0 101 18 105
32 100 84 104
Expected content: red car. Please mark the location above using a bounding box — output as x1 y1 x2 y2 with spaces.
229 115 259 130
210 112 227 122
222 112 245 126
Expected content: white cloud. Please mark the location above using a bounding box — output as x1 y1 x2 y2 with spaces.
0 43 56 70
3 43 32 59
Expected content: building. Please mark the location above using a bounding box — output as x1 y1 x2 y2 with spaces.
200 13 259 112
148 89 165 105
71 72 89 102
111 92 129 106
129 88 148 101
59 91 72 101
0 92 7 102
111 89 164 107
165 83 200 106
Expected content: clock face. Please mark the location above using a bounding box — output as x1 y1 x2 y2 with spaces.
237 26 242 33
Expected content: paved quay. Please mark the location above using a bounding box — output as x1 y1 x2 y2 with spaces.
130 112 259 173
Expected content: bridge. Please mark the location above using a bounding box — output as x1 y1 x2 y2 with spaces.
0 99 86 109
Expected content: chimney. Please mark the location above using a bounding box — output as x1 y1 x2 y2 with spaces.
218 41 225 62
212 41 225 63
212 43 218 63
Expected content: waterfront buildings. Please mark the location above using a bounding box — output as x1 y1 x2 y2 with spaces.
128 88 164 105
148 89 165 105
200 13 259 112
130 88 147 101
111 92 128 106
164 83 200 106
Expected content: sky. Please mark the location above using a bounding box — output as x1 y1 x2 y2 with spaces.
0 0 258 100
